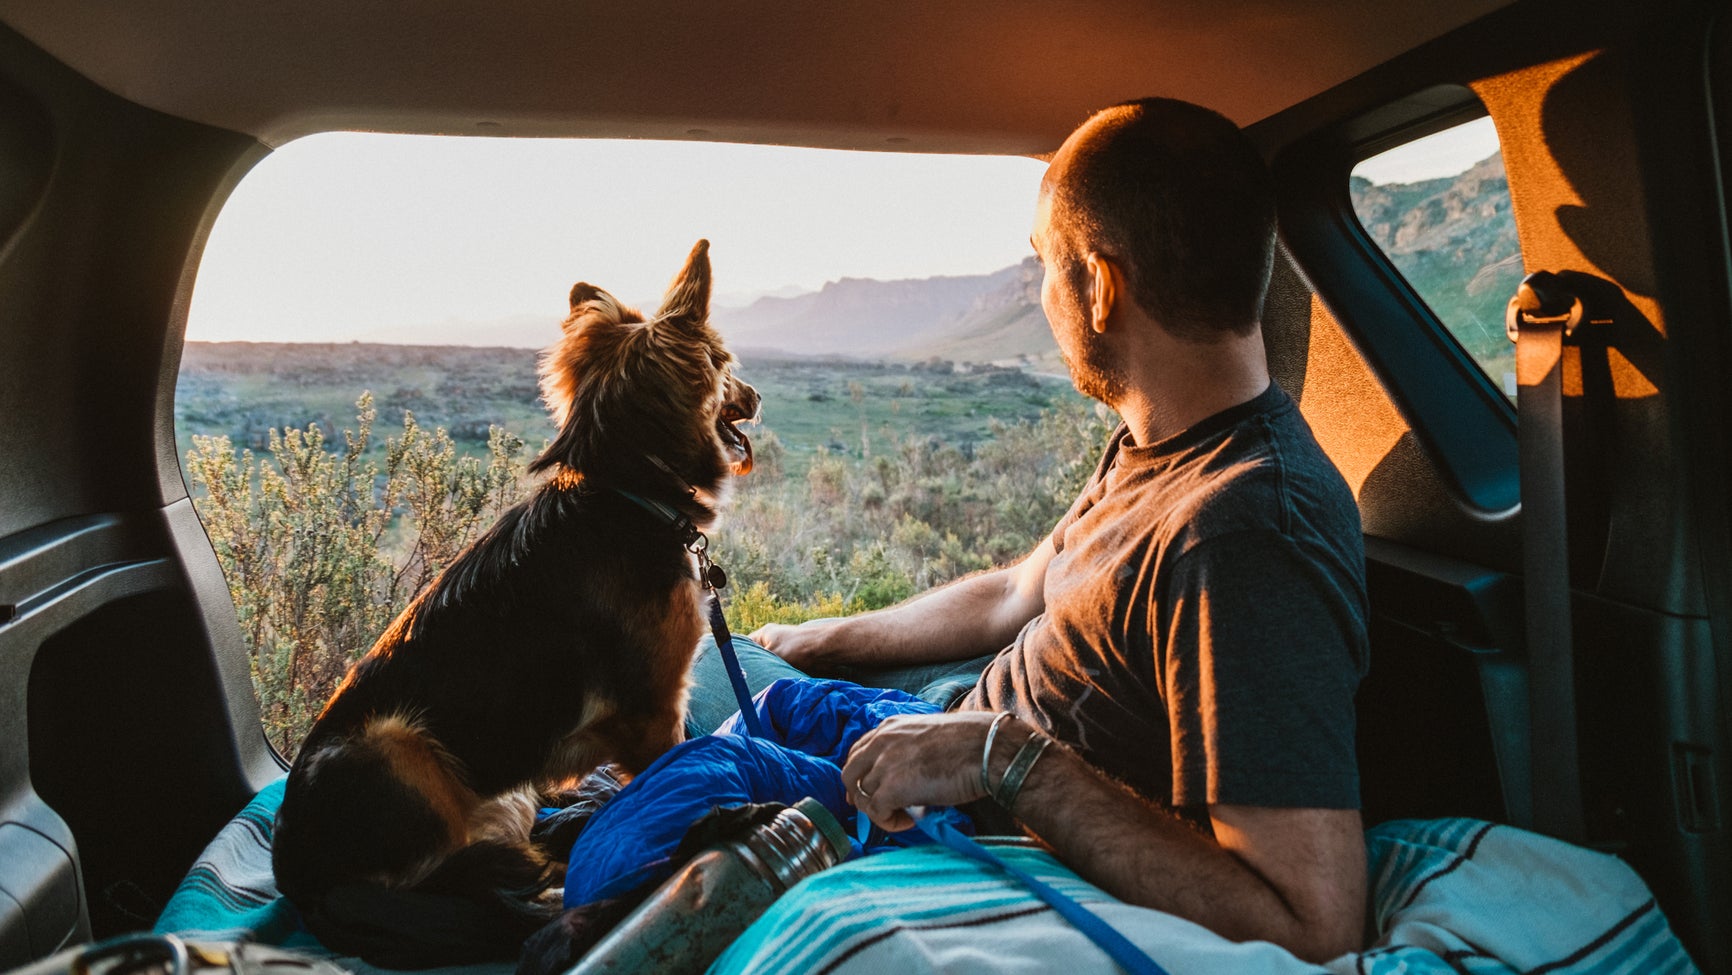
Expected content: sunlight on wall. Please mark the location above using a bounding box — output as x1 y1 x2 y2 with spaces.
1298 297 1407 500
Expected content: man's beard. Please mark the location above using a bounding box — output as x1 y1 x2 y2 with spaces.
1061 328 1126 405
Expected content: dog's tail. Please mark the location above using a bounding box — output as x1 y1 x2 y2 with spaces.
273 716 563 967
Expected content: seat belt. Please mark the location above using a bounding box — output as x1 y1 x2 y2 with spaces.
1504 270 1587 842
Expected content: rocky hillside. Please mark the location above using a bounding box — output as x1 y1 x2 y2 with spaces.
1350 152 1521 374
899 257 1056 368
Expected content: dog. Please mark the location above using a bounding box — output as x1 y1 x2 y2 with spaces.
271 239 759 966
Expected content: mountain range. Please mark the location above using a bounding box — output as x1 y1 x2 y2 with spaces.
711 257 1052 366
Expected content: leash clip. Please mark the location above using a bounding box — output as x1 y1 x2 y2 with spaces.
691 533 728 591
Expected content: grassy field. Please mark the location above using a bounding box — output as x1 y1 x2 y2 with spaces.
736 357 1082 475
175 343 1089 477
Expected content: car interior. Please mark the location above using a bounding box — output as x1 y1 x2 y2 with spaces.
0 0 1726 971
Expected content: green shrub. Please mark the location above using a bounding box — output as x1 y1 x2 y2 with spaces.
187 391 1113 760
185 394 526 758
722 581 856 632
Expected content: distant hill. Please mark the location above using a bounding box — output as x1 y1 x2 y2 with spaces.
899 257 1056 369
1351 153 1514 259
712 264 1031 360
351 313 556 349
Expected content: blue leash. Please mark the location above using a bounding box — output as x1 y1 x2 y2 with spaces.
704 588 766 738
911 812 1172 975
848 807 1171 974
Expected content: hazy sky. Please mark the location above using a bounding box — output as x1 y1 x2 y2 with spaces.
1352 116 1501 186
187 119 1501 347
188 136 1047 346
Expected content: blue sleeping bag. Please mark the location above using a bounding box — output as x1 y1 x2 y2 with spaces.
561 678 974 908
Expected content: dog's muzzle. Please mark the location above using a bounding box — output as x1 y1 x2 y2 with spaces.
717 380 760 475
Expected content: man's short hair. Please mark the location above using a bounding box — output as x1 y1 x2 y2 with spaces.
1052 98 1277 338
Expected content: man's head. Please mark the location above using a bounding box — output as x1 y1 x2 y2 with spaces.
1032 98 1277 400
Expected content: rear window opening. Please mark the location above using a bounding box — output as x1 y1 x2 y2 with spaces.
177 134 1114 757
1349 115 1522 401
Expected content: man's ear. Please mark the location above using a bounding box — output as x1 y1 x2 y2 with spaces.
1085 252 1121 334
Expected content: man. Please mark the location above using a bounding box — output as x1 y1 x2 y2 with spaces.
694 98 1369 962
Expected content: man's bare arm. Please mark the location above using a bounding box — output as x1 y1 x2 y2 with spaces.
751 535 1056 672
842 712 1366 963
1016 751 1366 962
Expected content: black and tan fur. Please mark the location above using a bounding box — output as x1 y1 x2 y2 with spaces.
270 240 759 965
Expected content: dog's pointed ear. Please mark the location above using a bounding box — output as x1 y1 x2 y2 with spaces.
569 282 603 310
654 239 711 328
564 283 633 334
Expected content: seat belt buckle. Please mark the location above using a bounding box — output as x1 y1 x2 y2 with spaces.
1505 270 1586 344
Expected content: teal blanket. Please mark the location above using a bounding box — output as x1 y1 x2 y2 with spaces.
712 818 1700 975
157 780 1698 974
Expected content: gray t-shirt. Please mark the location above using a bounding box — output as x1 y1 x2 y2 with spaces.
964 383 1367 810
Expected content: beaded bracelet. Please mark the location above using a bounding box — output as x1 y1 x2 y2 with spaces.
995 733 1053 812
980 711 1014 798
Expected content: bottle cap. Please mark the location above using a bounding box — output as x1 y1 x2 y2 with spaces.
793 797 850 863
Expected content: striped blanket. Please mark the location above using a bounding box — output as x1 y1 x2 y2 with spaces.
712 818 1700 975
156 780 1697 975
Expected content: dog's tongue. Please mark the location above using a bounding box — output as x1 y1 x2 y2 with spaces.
732 426 753 475
720 417 753 475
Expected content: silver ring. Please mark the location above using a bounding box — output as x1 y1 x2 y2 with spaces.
856 778 873 799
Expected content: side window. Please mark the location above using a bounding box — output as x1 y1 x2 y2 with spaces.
1350 115 1522 400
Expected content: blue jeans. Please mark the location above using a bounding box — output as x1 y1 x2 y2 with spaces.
683 635 998 739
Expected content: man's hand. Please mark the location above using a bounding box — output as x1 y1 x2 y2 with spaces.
840 712 1001 831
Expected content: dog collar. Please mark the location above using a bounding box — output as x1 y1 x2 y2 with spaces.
611 487 729 591
612 488 701 548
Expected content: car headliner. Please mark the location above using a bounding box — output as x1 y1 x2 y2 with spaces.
0 0 1513 153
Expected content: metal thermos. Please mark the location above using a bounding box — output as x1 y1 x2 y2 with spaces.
563 797 850 975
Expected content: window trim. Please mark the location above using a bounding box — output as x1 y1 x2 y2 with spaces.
1348 109 1520 407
